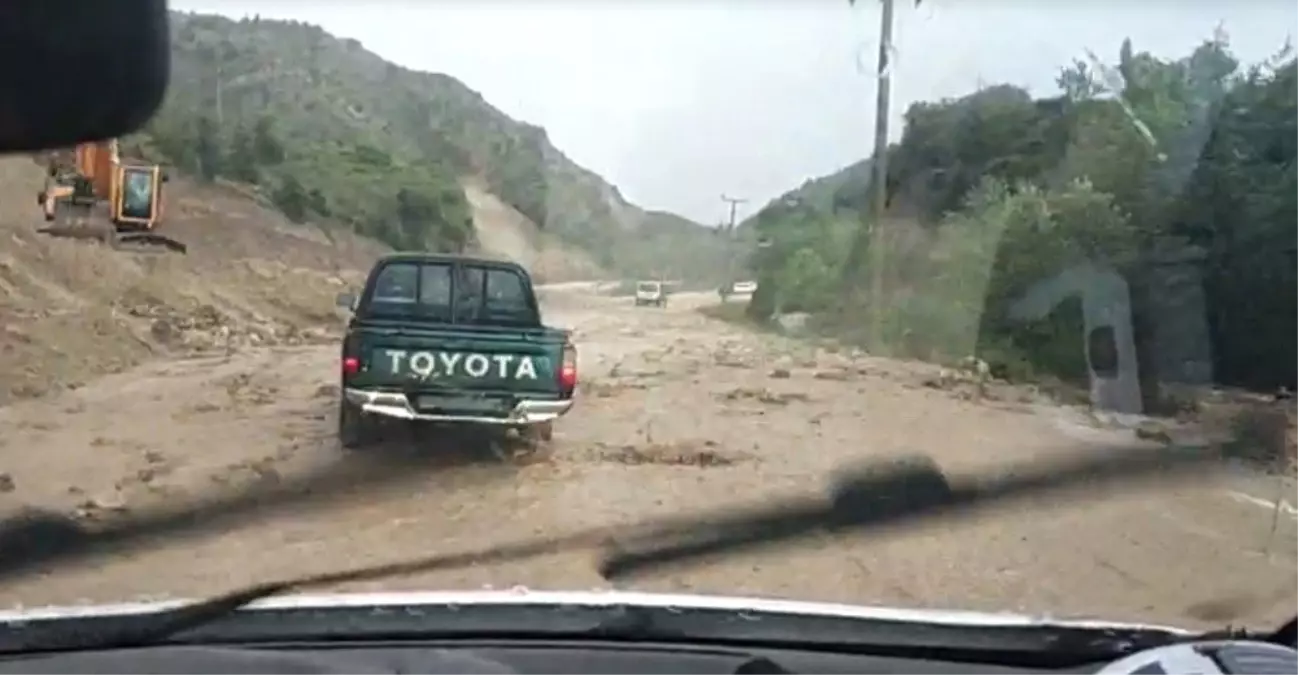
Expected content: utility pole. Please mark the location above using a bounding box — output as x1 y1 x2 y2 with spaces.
842 0 898 347
721 194 747 234
720 194 748 292
868 0 896 346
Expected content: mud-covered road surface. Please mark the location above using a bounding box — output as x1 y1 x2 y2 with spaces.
0 286 1293 628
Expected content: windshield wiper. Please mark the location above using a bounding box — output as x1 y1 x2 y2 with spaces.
9 442 1276 655
595 447 1214 579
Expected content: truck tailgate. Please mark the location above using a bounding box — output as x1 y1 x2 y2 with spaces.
350 323 566 397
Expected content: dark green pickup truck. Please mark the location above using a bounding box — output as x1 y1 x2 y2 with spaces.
333 253 577 451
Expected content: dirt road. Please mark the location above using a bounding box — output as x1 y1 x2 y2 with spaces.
0 286 1293 628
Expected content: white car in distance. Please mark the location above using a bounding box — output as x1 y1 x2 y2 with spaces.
634 280 667 307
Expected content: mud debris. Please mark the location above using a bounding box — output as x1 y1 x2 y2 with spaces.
74 493 130 520
584 379 650 398
587 441 747 468
718 386 811 405
0 283 1291 631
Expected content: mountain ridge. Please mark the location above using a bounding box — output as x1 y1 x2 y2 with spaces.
128 10 732 281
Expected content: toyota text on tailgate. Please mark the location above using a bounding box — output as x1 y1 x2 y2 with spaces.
334 253 577 450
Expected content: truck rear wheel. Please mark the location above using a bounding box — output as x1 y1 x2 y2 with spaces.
338 399 378 450
533 421 554 442
508 421 553 457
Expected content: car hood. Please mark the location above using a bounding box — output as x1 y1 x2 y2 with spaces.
0 589 1191 635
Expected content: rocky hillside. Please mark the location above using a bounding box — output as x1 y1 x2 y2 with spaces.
127 11 730 281
745 158 873 220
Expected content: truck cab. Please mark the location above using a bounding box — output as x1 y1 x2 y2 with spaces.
334 253 577 451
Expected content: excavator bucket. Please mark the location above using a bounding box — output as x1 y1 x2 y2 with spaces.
36 199 117 244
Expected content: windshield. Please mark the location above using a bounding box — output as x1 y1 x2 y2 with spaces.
120 168 155 220
1 1 1293 636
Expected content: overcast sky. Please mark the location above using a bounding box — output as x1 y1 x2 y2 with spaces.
170 1 1295 225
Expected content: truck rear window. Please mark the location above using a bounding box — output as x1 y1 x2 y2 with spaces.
364 261 537 326
453 265 534 325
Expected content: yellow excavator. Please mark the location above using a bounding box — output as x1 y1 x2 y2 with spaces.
35 139 187 254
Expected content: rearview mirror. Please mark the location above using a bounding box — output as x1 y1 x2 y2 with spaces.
335 292 357 311
0 0 171 153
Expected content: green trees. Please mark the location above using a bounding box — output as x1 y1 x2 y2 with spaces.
140 96 476 252
746 34 1296 393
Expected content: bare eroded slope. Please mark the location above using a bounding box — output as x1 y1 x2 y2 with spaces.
461 178 605 283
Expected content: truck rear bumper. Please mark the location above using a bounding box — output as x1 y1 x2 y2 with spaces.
343 388 573 425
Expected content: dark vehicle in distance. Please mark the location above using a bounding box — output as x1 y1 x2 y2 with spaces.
334 253 577 450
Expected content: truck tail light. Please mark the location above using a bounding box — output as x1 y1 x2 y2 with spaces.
341 333 362 377
558 342 577 393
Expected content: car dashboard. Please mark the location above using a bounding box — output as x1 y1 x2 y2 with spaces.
0 641 1095 675
0 638 1292 675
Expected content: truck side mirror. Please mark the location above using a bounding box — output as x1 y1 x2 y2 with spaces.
335 291 357 311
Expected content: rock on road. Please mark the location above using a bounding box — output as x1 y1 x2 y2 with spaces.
0 285 1293 628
